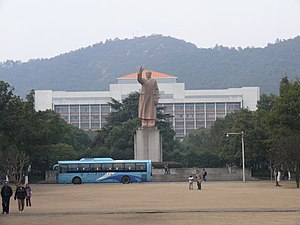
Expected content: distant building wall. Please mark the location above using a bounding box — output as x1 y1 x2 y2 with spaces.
35 71 260 138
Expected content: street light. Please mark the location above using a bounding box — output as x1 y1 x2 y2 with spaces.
226 131 245 182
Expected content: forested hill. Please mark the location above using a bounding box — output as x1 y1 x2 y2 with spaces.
1 35 300 97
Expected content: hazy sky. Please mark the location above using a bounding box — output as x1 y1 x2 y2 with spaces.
1 0 300 62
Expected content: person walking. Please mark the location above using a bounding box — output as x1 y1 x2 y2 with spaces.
188 175 194 190
1 181 13 214
14 183 27 213
167 163 171 174
25 183 32 207
196 174 203 190
164 163 169 175
202 169 207 182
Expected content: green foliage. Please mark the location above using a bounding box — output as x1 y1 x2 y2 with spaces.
48 143 77 168
184 108 270 168
262 77 300 187
0 81 91 176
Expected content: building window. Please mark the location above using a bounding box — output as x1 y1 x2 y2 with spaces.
186 121 194 126
101 105 110 113
186 114 194 118
175 121 184 126
91 105 100 112
227 102 241 112
175 113 184 118
80 115 89 121
70 105 79 113
80 123 89 129
196 113 205 118
196 121 205 127
196 103 204 111
185 103 194 111
206 103 215 111
206 113 215 119
216 103 225 111
54 105 68 113
80 105 89 113
91 123 100 129
91 115 99 120
70 115 79 120
174 104 184 111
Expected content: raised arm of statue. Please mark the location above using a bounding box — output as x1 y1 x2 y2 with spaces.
137 66 144 84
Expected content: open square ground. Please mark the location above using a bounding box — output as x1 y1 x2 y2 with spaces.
1 181 299 225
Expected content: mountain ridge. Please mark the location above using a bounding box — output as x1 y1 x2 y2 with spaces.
0 35 299 97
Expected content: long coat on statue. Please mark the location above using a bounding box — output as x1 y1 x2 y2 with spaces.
137 74 159 120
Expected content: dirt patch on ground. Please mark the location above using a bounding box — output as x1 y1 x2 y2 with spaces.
1 181 299 225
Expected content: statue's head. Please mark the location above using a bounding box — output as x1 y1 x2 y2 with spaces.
146 71 152 79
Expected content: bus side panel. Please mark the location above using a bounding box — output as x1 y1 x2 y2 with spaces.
57 174 76 184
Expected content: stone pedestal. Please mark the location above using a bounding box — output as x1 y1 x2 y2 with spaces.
134 127 162 162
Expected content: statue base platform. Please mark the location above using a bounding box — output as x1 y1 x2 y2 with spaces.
134 127 162 162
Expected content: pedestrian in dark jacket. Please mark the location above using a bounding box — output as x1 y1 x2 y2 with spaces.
1 181 13 214
202 168 207 182
14 183 27 213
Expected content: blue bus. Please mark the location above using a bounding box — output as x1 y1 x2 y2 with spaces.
53 158 152 184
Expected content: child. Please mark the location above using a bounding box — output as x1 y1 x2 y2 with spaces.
25 183 32 207
188 175 194 190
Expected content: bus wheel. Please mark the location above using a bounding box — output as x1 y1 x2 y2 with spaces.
121 176 131 184
72 177 82 184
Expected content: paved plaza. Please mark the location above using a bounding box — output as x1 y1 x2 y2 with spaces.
0 181 299 225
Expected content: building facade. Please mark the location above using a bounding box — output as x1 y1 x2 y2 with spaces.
35 71 260 138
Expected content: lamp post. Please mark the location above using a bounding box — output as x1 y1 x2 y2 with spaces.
226 131 245 182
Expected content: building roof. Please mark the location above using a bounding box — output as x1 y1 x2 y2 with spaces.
118 70 177 79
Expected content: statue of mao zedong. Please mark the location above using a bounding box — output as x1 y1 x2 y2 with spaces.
137 66 159 128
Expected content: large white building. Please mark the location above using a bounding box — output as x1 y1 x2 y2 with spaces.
35 71 260 138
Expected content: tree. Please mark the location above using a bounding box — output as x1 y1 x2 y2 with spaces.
180 128 222 167
0 81 91 179
271 129 300 187
265 77 300 187
2 148 30 185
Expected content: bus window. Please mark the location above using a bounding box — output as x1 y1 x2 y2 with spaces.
113 163 124 171
102 163 113 171
124 163 135 171
91 163 101 172
78 164 90 172
60 165 67 173
68 164 79 172
136 163 147 172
